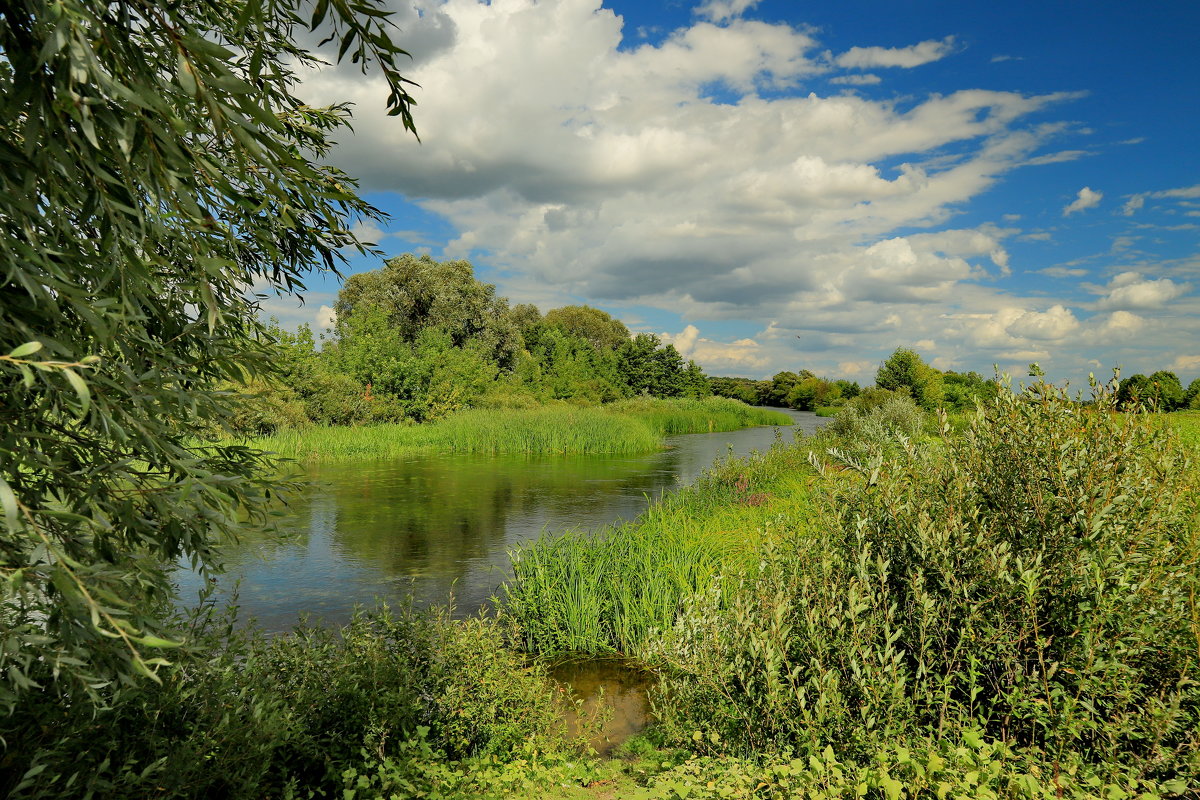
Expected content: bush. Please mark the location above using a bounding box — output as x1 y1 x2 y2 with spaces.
651 377 1200 783
3 604 573 799
817 390 926 462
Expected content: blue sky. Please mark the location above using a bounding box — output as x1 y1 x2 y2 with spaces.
279 0 1200 386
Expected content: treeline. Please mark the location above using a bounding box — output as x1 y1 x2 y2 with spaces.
709 347 999 412
1117 370 1200 410
237 254 709 434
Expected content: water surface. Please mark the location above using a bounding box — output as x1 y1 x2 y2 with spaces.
175 410 828 630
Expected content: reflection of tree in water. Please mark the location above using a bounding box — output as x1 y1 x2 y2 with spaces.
182 413 820 627
311 452 684 585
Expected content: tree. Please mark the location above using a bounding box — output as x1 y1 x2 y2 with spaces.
875 348 944 410
543 305 630 352
1148 370 1185 411
787 376 840 411
0 0 415 710
334 254 523 369
1117 373 1152 409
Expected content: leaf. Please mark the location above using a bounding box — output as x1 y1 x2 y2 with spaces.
8 341 42 358
139 635 182 649
0 475 18 531
62 368 91 417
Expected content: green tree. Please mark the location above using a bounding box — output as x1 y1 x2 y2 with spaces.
335 254 522 369
708 376 764 405
763 370 815 407
543 305 630 352
0 0 415 709
1117 373 1152 409
680 361 711 399
1187 377 1200 409
875 348 944 410
786 376 840 411
1148 370 1185 411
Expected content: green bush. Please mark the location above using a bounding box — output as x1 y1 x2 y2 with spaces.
641 737 1190 800
651 378 1200 783
3 604 572 799
817 390 926 462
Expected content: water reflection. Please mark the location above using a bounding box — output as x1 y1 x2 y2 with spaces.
175 410 829 630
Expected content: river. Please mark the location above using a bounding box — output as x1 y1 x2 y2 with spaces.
174 409 829 631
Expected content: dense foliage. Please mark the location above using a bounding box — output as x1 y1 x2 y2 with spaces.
2 604 577 799
237 256 714 432
653 378 1199 782
0 0 415 711
709 348 997 414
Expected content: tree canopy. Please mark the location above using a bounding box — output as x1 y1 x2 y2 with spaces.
875 347 944 410
543 305 631 352
0 0 416 709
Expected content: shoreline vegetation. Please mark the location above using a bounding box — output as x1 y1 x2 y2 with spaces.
246 397 793 462
8 382 1200 798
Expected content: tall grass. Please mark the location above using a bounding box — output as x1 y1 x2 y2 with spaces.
249 398 791 462
503 441 817 658
609 396 792 435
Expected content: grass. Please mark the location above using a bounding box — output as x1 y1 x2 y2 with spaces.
1164 409 1200 450
249 398 791 462
503 439 819 659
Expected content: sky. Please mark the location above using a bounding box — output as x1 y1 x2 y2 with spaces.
271 0 1200 387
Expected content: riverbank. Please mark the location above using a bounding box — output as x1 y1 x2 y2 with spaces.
249 397 792 462
10 392 1197 798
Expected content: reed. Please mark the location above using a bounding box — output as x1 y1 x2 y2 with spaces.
503 441 817 658
247 398 790 462
608 396 791 435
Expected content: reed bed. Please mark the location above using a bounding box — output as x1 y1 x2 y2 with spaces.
248 398 790 462
503 441 817 658
608 396 791 435
253 406 659 461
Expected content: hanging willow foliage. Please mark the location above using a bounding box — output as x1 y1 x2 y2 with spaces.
0 0 416 710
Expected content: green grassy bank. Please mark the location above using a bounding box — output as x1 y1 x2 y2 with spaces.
249 397 791 462
504 439 818 658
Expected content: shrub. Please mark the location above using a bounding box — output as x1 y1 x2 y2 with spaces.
817 391 926 462
3 604 572 799
651 377 1200 783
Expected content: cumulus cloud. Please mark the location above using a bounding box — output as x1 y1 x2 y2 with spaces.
659 324 770 372
1063 186 1102 216
695 0 760 23
292 0 1132 382
1170 355 1200 373
1005 305 1080 341
1091 310 1145 341
1094 272 1188 310
834 36 955 69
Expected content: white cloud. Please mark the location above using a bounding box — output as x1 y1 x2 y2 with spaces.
1122 195 1146 215
317 305 337 330
1170 355 1200 374
1094 271 1188 310
837 360 875 379
1121 183 1200 216
1023 149 1090 166
1005 305 1080 341
659 324 770 372
834 36 955 69
695 0 760 23
1092 310 1145 340
1063 186 1102 216
1038 266 1086 278
292 0 1154 383
829 73 881 86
